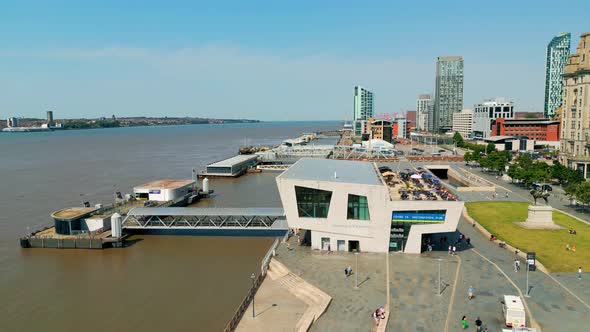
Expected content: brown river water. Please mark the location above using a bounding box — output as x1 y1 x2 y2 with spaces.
0 122 339 331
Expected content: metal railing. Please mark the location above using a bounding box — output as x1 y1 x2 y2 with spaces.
223 236 281 332
223 272 264 332
261 237 280 276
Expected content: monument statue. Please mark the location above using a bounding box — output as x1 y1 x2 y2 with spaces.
520 188 560 229
529 189 550 205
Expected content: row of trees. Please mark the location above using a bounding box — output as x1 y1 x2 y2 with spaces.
453 132 585 186
453 132 510 173
564 181 590 209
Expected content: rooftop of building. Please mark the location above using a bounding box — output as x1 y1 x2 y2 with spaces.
278 158 382 186
484 136 517 142
51 207 98 221
498 118 559 125
134 179 195 190
207 154 259 168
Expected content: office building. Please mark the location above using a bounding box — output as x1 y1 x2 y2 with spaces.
416 94 432 132
276 158 464 253
392 118 410 139
559 32 590 178
452 109 474 139
491 118 560 141
434 56 464 133
46 111 54 127
370 119 392 142
544 33 571 118
353 86 374 136
473 98 514 138
7 117 19 128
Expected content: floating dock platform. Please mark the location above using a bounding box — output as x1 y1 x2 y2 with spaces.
202 155 259 177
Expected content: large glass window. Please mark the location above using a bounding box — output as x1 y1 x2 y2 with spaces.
347 194 370 220
55 220 71 235
295 186 332 218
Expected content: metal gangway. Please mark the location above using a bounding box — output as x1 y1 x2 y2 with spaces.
122 207 287 235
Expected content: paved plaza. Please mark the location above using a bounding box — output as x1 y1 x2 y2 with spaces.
260 160 590 331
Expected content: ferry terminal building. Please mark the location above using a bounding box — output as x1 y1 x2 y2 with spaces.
276 158 464 254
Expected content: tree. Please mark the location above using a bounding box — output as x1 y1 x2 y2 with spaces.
452 132 464 148
575 181 590 211
564 183 578 205
485 143 496 154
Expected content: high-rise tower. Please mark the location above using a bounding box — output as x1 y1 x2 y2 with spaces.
434 56 464 133
544 33 571 118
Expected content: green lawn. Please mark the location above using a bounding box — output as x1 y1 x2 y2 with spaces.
465 201 590 272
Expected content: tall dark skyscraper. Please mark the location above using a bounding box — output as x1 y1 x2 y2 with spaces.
434 56 464 133
544 32 571 118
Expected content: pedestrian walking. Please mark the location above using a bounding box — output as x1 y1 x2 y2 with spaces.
579 266 582 280
461 315 468 329
516 259 521 272
505 192 509 198
448 245 452 255
466 237 471 246
371 307 385 327
475 317 483 331
468 286 474 300
452 246 457 255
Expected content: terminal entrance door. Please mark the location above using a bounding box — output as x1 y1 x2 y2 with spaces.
390 223 411 252
321 237 330 250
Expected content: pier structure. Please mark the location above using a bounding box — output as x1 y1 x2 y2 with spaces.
203 155 259 177
122 207 288 236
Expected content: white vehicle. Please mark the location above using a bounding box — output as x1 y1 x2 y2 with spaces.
501 295 526 328
502 328 537 332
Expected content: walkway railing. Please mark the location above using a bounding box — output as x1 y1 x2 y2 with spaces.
224 236 280 332
223 273 264 332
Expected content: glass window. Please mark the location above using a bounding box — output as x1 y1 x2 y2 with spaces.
347 194 370 220
295 186 332 218
55 220 71 235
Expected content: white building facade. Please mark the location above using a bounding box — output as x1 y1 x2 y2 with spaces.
473 98 514 138
416 94 432 132
276 158 464 254
452 109 474 138
353 86 374 136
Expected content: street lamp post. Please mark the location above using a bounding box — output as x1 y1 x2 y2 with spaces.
525 262 531 298
437 258 443 296
354 252 359 289
251 273 256 317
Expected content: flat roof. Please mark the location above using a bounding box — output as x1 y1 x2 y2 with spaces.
483 136 517 142
207 155 259 168
502 119 559 125
128 207 284 216
51 207 98 221
279 158 382 186
134 179 195 190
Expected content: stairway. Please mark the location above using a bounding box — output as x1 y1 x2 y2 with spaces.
268 259 332 332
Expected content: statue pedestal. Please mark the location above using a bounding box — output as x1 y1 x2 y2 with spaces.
518 205 561 229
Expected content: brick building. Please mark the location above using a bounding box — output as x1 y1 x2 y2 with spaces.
491 118 560 141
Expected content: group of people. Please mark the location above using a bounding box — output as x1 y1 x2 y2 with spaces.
461 315 487 331
565 244 577 252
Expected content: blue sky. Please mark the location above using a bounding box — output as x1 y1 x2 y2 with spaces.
1 0 590 121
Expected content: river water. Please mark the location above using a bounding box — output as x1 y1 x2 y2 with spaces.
0 122 339 331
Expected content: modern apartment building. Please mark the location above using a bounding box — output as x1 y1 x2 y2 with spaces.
353 86 374 136
559 32 590 178
473 98 515 138
452 109 474 139
416 94 432 132
545 33 571 118
434 56 464 133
